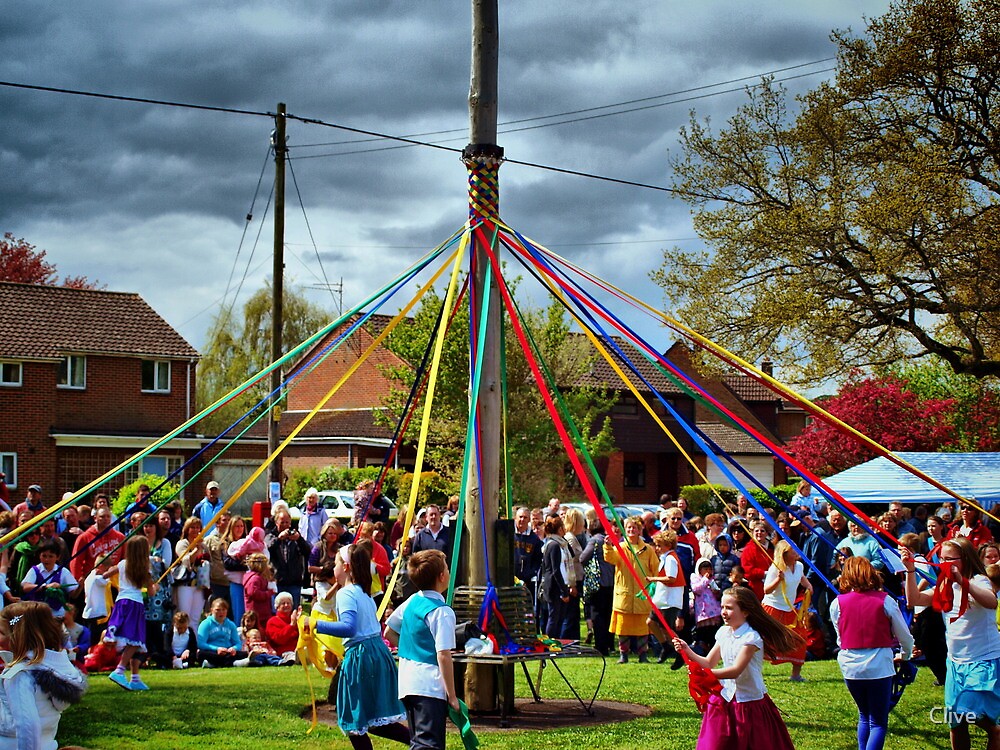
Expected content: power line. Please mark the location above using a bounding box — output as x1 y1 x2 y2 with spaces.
291 57 835 148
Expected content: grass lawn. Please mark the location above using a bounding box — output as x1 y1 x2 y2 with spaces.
60 659 969 749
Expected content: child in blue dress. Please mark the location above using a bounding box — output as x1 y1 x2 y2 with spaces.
303 543 409 750
901 536 1000 750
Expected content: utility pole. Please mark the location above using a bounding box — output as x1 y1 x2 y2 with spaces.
463 0 502 712
268 103 287 491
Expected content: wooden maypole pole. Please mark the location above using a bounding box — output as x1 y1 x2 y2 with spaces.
462 0 502 711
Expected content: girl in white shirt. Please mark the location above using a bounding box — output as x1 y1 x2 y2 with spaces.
762 539 812 681
901 537 1000 750
673 585 803 750
0 601 87 750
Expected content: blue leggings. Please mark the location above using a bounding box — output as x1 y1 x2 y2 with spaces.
844 676 893 750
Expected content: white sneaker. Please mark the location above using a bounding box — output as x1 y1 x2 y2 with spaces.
233 657 250 668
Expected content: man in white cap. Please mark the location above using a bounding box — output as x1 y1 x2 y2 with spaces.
192 481 225 537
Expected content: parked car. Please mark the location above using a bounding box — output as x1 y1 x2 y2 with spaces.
287 490 399 525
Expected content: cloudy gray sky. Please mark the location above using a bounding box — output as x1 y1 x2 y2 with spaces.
0 1 890 370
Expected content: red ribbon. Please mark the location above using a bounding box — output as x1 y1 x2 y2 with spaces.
476 226 723 707
687 663 725 713
931 561 970 623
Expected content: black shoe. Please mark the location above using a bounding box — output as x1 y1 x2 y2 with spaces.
637 652 649 664
671 655 685 671
617 653 629 664
657 650 670 664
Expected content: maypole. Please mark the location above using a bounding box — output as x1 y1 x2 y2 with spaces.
462 0 502 712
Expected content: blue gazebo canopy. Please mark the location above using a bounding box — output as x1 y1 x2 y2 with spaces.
822 452 1000 508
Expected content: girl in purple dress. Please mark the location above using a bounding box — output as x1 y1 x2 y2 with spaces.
105 536 156 691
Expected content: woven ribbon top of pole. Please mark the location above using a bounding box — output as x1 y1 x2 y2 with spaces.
463 144 503 222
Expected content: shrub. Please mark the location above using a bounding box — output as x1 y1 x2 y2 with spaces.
284 466 405 503
396 471 456 511
678 484 737 517
283 467 324 505
113 474 182 517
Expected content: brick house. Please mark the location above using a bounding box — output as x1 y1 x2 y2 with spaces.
280 315 417 473
276 317 804 502
0 282 200 503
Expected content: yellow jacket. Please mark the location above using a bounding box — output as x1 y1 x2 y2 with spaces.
604 539 659 615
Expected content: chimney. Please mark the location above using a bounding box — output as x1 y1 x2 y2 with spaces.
761 360 773 376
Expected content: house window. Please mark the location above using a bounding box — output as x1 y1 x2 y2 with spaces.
122 455 183 485
0 362 21 387
141 360 171 393
0 453 15 488
57 356 86 389
623 460 646 488
612 395 639 416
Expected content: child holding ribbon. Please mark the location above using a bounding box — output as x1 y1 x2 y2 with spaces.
901 536 1000 750
673 585 803 750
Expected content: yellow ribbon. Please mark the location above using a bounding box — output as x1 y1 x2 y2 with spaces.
296 616 337 734
377 230 470 618
158 247 459 586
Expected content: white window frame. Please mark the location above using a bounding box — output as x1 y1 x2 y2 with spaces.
141 360 171 393
0 362 22 387
122 455 183 485
57 355 86 389
0 453 16 489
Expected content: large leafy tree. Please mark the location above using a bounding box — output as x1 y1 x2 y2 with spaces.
1 232 99 288
887 359 1000 452
654 0 1000 382
197 282 332 435
789 357 1000 475
788 372 959 475
379 290 617 501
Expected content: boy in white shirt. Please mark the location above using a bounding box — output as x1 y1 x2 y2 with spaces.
384 550 458 750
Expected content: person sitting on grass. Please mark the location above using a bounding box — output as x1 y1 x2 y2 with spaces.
168 611 198 669
197 598 249 668
61 603 90 671
265 592 300 660
244 628 294 667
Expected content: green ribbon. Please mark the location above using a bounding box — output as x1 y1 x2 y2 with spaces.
448 698 480 750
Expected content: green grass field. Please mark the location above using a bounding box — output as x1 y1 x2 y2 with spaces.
59 659 971 749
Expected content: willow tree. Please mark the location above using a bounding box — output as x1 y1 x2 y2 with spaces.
197 282 331 435
655 0 1000 383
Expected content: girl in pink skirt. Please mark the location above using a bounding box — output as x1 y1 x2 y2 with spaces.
673 585 803 750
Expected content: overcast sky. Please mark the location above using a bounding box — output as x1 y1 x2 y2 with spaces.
0 1 891 378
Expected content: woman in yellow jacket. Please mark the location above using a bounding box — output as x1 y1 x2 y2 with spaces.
604 516 659 664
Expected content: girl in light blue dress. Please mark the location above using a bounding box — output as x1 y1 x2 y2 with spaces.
304 542 409 750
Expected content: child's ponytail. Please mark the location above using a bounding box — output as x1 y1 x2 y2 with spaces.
722 586 805 660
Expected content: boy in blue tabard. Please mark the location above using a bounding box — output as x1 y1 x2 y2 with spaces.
385 549 458 750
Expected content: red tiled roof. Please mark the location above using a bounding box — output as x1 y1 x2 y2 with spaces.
282 408 394 440
0 282 198 360
697 421 773 455
723 374 779 402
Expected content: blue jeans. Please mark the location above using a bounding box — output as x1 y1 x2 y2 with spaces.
844 676 892 750
229 583 245 625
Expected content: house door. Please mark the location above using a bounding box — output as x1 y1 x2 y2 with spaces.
211 460 269 518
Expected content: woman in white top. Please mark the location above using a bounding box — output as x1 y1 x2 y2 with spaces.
762 539 812 681
901 537 1000 750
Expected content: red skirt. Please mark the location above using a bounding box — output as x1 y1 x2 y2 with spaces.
762 606 806 665
696 693 794 750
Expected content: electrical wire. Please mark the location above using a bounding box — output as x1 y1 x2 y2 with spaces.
292 57 835 148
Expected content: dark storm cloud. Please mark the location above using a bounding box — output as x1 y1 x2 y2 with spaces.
0 0 890 350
